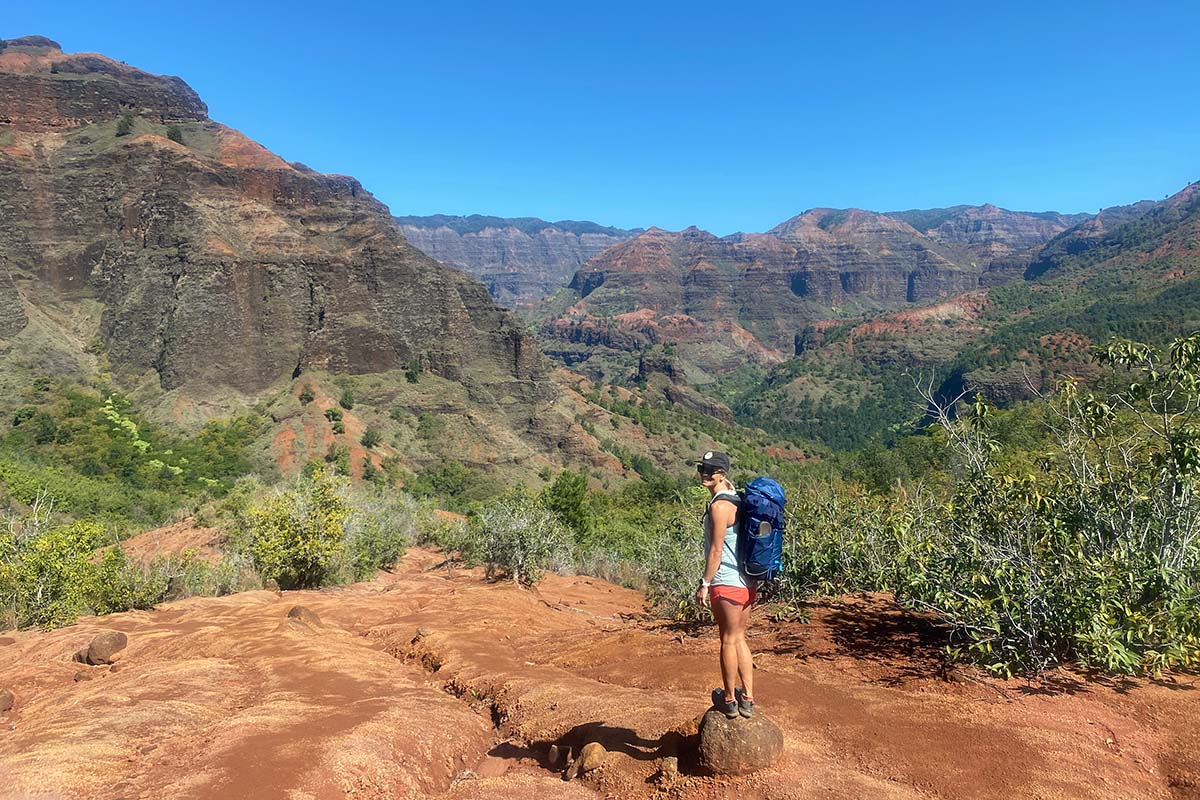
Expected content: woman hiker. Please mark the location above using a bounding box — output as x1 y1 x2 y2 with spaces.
693 450 756 719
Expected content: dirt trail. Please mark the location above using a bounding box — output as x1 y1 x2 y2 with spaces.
0 548 1196 799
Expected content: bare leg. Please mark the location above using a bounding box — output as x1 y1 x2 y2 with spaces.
713 597 745 701
737 602 754 699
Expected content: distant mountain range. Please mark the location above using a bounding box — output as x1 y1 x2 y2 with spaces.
395 215 641 308
535 205 1090 383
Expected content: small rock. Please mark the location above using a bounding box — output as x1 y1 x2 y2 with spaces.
263 578 281 593
415 626 432 639
109 661 123 674
698 709 784 775
653 755 680 785
287 606 322 627
564 741 606 781
86 631 128 665
72 647 88 664
0 688 14 712
547 743 562 767
73 670 94 683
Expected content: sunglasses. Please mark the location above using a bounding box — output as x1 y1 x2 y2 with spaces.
697 466 720 477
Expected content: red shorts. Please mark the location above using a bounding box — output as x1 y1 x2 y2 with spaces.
709 584 756 607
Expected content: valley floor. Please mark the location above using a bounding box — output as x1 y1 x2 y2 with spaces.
0 549 1196 799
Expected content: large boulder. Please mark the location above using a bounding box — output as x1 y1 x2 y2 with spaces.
85 631 127 665
698 709 784 775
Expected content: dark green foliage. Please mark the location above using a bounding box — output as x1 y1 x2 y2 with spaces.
115 112 134 137
324 444 351 476
541 470 595 539
298 385 315 405
338 389 355 410
324 407 343 423
405 359 420 384
165 125 184 144
360 427 382 449
406 460 501 512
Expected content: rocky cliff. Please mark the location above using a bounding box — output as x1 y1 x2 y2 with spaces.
0 37 543 400
540 205 1087 382
395 214 639 308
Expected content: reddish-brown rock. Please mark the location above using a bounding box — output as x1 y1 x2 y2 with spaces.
697 708 784 775
85 631 127 665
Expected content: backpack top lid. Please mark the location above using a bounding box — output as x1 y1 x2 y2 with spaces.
743 476 785 509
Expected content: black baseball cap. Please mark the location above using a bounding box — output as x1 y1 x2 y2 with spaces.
696 450 731 472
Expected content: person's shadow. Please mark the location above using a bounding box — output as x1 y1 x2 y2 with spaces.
487 719 701 776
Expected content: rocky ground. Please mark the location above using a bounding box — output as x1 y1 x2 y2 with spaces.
0 548 1196 799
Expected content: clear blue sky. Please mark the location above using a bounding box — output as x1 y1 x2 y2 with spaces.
6 1 1199 234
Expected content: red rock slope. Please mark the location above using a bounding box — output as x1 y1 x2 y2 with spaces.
0 548 1196 799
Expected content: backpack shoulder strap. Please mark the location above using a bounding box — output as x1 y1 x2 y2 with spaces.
708 490 741 511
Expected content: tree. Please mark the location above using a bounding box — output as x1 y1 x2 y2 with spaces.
361 427 382 449
541 470 595 539
115 112 134 137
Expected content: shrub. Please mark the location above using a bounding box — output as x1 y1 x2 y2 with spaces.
245 470 349 589
324 408 343 423
338 389 355 410
115 112 134 137
165 125 184 144
0 504 160 629
342 489 420 579
541 470 594 539
361 427 382 448
465 491 573 585
298 385 315 405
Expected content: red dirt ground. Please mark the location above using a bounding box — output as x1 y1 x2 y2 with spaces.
0 548 1196 799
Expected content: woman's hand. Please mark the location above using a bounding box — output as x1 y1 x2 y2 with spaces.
695 583 710 608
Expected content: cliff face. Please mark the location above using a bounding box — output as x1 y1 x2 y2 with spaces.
395 215 638 308
540 205 1088 381
0 37 543 398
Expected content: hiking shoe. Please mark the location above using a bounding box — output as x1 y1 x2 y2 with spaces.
735 687 755 718
711 687 738 719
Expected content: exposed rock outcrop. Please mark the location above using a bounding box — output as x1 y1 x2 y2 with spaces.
396 215 638 308
541 204 1087 380
0 39 551 413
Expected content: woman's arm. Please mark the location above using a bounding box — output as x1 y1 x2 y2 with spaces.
695 498 737 607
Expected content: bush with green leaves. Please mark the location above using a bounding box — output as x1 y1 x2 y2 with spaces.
764 334 1200 676
463 491 573 585
342 489 422 580
245 469 350 589
0 502 160 629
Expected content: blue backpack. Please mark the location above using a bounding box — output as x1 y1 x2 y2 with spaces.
738 477 786 583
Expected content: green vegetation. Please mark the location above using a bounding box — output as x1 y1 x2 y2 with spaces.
3 331 1196 679
165 125 184 144
1 385 262 527
115 112 134 137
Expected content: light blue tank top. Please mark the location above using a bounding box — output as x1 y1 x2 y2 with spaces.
705 490 746 588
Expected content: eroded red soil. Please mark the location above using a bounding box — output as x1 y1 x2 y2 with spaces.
0 549 1196 799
